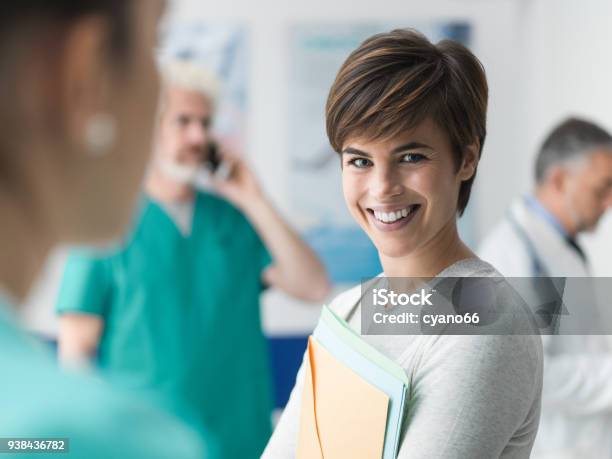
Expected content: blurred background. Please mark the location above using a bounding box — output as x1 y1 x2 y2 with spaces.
21 0 612 412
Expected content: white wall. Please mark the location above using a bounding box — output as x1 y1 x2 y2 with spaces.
22 0 612 336
521 0 612 275
166 0 612 276
166 0 524 223
164 0 534 334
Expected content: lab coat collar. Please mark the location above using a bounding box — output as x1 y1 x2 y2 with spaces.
511 199 589 277
523 195 569 239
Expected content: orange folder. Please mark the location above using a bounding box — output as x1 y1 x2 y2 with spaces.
297 336 389 459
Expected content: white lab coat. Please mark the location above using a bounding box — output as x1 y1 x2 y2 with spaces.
478 198 612 459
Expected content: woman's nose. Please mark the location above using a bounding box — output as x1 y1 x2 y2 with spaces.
370 164 403 200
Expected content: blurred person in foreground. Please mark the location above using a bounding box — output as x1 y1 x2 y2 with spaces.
479 117 612 459
56 58 331 458
0 1 208 457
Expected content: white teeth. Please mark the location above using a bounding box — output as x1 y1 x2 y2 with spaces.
372 206 416 223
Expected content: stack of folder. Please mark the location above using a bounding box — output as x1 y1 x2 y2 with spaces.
297 305 409 459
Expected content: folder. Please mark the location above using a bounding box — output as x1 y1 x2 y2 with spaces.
320 305 409 386
313 317 407 459
297 336 389 459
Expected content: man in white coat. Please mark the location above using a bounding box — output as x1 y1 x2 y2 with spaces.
479 117 612 458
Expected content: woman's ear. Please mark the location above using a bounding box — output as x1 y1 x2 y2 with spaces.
58 16 114 156
458 140 480 181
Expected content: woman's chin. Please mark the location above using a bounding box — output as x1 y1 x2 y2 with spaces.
374 240 417 261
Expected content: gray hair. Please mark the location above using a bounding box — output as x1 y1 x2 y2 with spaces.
535 117 612 183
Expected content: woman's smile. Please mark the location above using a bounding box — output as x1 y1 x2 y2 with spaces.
365 204 421 232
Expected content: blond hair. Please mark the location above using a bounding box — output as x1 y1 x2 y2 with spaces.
158 58 222 106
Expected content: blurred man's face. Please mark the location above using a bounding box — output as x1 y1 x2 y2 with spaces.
156 85 213 167
565 150 612 232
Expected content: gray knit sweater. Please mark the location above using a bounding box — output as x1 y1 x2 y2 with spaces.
262 258 543 459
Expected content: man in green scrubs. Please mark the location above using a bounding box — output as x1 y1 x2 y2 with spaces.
56 59 330 459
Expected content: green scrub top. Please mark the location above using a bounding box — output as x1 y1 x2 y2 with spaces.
57 191 274 459
0 294 206 459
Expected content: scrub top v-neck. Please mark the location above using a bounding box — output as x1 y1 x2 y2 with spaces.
57 191 273 459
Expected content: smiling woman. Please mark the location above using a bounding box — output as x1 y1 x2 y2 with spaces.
327 29 487 213
263 29 543 459
327 29 487 276
339 119 478 269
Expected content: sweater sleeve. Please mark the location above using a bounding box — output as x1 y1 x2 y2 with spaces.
397 334 542 459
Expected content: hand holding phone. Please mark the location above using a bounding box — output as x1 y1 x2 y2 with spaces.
206 145 264 210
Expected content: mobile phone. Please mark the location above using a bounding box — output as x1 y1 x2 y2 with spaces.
207 142 221 172
206 142 232 181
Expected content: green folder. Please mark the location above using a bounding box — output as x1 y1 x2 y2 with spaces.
321 305 409 386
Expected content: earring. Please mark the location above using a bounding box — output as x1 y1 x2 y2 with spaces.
84 113 117 156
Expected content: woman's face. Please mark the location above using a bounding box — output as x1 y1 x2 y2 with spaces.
341 118 475 259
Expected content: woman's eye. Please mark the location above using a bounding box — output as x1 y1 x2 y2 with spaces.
348 158 373 168
400 153 426 163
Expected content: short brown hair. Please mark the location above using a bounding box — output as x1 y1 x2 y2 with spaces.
325 28 488 215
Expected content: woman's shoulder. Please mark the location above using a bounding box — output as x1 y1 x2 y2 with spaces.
438 257 501 278
327 275 386 319
327 284 363 319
